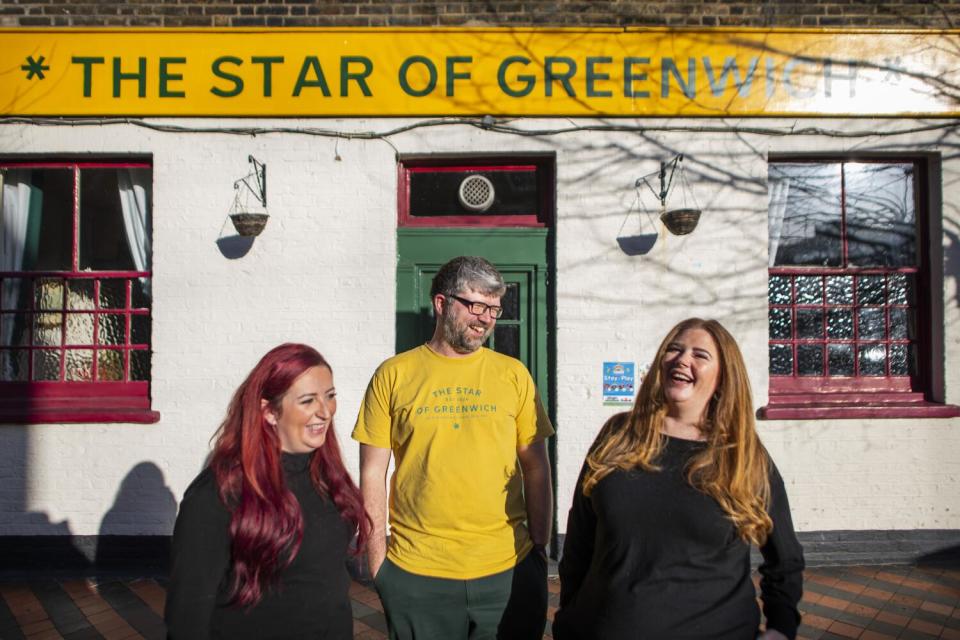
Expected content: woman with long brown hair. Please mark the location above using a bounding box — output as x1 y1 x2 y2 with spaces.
553 318 804 639
165 343 370 639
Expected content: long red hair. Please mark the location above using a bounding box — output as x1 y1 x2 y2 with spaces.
209 343 370 608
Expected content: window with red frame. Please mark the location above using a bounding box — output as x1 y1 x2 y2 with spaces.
398 157 552 227
763 159 958 419
0 161 156 423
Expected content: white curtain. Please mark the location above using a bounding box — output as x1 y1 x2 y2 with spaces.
117 168 152 298
767 177 791 268
1 170 32 378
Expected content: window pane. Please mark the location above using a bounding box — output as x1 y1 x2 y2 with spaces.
500 283 519 321
1 278 27 310
890 344 910 376
99 279 127 309
67 280 95 310
493 324 520 359
34 312 62 346
131 278 151 308
798 344 824 376
34 278 64 310
65 349 93 381
131 314 150 345
768 276 792 304
888 273 913 305
796 309 824 338
769 163 842 267
98 314 126 346
769 344 793 375
826 275 853 304
827 309 854 339
769 308 792 339
1 313 29 346
857 275 885 305
130 349 151 381
0 349 28 381
65 313 94 345
844 163 916 267
858 344 886 376
889 308 912 340
828 344 854 376
408 169 538 217
79 168 151 271
796 276 822 304
857 308 885 340
33 349 61 381
1 169 73 271
97 349 124 381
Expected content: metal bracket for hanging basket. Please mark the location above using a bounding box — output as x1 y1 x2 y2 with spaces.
231 156 269 237
636 154 702 236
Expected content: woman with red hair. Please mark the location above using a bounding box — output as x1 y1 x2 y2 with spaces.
165 343 370 639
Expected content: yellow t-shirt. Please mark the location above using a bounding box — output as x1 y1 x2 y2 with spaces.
352 344 554 580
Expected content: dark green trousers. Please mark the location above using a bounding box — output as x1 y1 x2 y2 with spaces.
374 550 548 640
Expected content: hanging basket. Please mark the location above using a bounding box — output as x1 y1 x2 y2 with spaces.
230 213 269 237
660 208 701 235
616 234 658 256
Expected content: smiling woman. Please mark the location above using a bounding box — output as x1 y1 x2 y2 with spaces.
262 364 337 454
659 327 722 441
164 343 370 640
555 318 805 640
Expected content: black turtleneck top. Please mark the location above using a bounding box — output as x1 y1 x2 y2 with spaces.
165 453 353 639
554 434 804 640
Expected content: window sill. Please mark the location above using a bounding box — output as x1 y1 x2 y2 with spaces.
0 407 160 424
0 382 159 424
759 399 960 420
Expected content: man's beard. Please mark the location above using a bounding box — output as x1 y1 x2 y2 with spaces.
442 310 493 354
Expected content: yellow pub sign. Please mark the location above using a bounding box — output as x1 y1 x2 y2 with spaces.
2 28 959 117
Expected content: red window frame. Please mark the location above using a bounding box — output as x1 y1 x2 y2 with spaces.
398 156 553 228
0 160 158 424
761 157 959 420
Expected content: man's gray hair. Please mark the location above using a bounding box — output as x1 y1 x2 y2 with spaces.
430 256 506 299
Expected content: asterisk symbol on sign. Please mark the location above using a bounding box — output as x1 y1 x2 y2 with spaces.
21 55 50 80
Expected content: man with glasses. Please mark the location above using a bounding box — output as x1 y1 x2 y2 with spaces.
353 255 553 640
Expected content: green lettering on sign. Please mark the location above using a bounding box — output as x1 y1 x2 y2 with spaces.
159 57 186 98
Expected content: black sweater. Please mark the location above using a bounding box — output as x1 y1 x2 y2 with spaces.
554 435 804 640
165 453 353 640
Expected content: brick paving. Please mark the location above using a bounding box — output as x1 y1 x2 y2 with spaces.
1 565 959 639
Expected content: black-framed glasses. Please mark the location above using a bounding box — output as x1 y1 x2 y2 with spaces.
448 294 504 319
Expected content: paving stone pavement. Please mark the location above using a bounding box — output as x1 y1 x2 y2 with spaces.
1 564 959 639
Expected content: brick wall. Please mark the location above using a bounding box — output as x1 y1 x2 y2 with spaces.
0 0 957 29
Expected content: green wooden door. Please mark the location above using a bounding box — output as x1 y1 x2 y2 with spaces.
396 227 551 415
396 226 556 551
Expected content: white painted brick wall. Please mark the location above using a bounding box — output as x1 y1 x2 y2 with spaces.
0 117 957 537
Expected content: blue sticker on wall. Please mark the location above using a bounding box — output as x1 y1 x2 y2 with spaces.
603 361 635 406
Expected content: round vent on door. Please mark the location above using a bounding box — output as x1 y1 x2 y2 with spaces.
458 174 495 212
